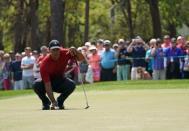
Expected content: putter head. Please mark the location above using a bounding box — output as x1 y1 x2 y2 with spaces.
85 105 90 109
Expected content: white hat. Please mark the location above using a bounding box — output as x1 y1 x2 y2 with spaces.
104 40 111 45
149 39 157 44
77 47 82 51
89 45 97 50
177 36 182 40
118 39 124 43
113 43 118 48
85 42 91 47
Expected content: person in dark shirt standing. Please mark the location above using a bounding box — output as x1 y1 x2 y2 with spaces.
33 40 84 110
116 39 131 80
10 53 23 90
127 37 149 80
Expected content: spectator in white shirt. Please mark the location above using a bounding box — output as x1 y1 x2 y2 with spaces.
21 47 35 89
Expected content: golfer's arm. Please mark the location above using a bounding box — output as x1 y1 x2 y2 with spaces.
44 82 56 103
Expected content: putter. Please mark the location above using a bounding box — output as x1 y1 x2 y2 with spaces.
77 64 90 109
66 61 90 109
81 83 90 109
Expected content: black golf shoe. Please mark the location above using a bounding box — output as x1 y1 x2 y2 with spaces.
42 105 50 110
42 100 51 110
57 97 64 110
58 106 65 110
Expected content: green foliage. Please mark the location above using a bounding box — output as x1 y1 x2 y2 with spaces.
0 0 189 50
159 0 189 35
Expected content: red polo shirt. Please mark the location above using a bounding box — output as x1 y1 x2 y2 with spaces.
40 48 74 83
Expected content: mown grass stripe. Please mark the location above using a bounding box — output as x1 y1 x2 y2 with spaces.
0 80 188 100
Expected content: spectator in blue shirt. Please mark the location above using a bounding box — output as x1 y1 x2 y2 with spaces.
151 38 166 80
100 40 116 81
165 38 183 79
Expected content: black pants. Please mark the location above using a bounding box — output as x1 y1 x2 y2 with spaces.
33 77 76 107
100 67 116 81
166 62 181 79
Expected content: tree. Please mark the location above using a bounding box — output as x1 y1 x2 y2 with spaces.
29 0 40 50
146 0 162 38
14 0 26 52
112 0 134 39
50 0 64 45
84 0 89 42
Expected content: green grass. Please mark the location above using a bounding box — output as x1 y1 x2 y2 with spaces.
0 90 33 100
77 80 189 91
0 80 188 100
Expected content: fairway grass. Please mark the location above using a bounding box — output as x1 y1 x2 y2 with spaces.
0 89 189 131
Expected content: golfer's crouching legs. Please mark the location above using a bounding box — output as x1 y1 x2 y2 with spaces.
33 78 76 110
33 81 51 109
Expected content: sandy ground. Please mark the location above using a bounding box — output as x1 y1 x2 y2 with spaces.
0 89 189 131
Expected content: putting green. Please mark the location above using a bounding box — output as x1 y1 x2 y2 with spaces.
0 89 189 131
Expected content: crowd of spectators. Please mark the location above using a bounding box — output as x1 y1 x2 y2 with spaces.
0 35 189 90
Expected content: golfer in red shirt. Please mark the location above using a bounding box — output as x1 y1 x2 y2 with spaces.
33 40 84 110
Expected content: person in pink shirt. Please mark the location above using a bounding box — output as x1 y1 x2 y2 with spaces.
88 45 101 82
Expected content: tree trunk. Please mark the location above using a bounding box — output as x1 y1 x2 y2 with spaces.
126 0 133 39
62 0 66 44
0 29 4 50
148 0 162 38
84 0 90 43
14 1 24 53
45 17 51 46
29 0 40 50
168 23 176 38
50 0 64 45
120 0 134 39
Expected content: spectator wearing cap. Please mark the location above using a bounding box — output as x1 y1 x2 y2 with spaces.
162 35 172 49
21 47 36 89
10 53 23 90
88 45 101 82
116 39 131 81
165 38 183 79
2 53 12 90
100 40 116 81
151 39 166 80
113 43 118 52
33 39 85 110
84 42 91 50
127 37 149 80
176 36 185 49
96 39 105 57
